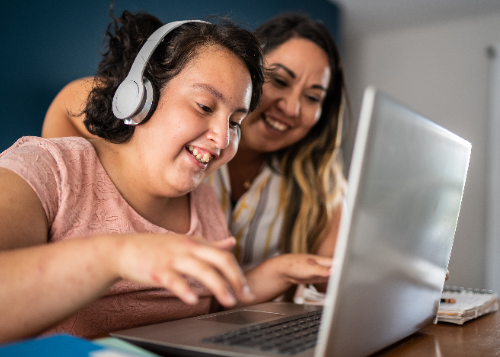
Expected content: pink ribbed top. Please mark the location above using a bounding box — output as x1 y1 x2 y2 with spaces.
0 136 230 337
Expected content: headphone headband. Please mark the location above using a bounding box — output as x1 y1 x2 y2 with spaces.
112 20 208 125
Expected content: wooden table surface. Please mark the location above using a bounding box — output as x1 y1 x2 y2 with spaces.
374 309 500 356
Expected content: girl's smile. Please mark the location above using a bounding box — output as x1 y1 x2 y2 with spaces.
129 45 252 197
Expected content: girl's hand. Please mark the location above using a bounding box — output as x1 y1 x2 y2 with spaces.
110 234 255 308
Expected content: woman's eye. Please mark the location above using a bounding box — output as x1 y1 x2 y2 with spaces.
198 103 212 113
273 78 288 87
306 95 321 103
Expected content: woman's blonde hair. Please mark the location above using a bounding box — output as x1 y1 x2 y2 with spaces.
255 13 350 255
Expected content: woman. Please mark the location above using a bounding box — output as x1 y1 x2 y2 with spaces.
42 12 348 280
0 12 331 343
216 13 348 273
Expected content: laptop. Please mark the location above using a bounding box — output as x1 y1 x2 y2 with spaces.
111 87 471 357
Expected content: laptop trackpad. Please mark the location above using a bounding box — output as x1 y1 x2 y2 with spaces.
198 310 284 325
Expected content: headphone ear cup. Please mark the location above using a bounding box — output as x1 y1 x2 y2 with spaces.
122 78 157 125
112 79 143 120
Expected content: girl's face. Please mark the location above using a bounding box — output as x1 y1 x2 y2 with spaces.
240 38 331 153
132 45 252 196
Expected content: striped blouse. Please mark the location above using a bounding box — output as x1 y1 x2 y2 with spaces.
207 163 283 271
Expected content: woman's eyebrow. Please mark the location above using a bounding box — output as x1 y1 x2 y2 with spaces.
270 63 296 79
270 63 327 92
192 83 248 114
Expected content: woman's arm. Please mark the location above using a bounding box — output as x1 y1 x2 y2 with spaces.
238 200 344 305
240 254 332 306
312 200 344 292
315 200 343 258
42 77 96 139
0 169 253 343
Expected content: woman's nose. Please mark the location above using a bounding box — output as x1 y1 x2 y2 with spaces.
278 92 301 118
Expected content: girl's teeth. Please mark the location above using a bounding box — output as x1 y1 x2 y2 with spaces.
187 145 211 163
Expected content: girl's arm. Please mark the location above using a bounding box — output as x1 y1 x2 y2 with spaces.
42 77 96 139
0 169 253 343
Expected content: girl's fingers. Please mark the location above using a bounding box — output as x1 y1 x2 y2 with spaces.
152 270 199 305
211 237 236 251
191 244 254 303
171 256 238 307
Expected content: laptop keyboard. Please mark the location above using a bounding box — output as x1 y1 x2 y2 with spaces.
203 309 323 355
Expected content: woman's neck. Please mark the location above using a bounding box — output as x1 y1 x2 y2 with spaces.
227 143 269 202
89 138 191 233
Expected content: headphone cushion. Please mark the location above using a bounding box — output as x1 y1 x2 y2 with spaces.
113 80 142 119
123 78 156 125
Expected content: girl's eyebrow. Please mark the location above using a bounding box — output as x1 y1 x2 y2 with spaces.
192 83 249 114
269 63 327 92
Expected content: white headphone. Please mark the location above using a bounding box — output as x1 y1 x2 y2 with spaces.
112 20 208 125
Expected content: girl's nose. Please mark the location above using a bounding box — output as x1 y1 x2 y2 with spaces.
207 116 230 149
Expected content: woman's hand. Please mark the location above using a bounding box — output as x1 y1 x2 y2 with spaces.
112 234 255 308
273 254 332 285
242 253 332 306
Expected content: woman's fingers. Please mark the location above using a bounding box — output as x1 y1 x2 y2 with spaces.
307 255 333 268
284 254 332 285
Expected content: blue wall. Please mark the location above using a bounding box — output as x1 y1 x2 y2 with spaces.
1 0 340 152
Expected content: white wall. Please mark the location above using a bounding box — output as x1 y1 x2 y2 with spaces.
342 11 500 289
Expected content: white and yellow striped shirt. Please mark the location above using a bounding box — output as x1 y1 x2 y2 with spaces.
207 163 283 271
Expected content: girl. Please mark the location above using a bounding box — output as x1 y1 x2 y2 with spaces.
0 12 331 343
43 13 349 277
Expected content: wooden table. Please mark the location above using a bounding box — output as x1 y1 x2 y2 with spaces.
374 310 500 356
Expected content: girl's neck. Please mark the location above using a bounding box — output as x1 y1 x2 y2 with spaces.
89 138 191 233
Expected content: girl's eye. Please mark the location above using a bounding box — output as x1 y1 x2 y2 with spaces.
198 103 212 113
229 121 240 129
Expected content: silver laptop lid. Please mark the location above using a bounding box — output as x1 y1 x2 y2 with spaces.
316 87 471 357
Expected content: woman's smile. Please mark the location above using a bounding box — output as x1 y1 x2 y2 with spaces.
240 38 330 153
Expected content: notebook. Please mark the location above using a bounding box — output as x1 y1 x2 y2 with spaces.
111 87 472 357
438 286 499 324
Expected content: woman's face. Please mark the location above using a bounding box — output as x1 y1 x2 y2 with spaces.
240 37 331 153
132 45 252 196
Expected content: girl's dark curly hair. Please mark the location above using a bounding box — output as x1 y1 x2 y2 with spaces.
83 11 264 143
